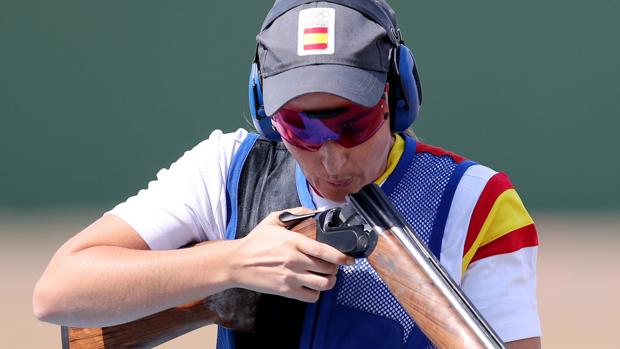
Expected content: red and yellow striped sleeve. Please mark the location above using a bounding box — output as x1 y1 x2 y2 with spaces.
462 173 538 274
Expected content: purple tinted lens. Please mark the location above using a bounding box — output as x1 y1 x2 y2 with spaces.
273 98 386 151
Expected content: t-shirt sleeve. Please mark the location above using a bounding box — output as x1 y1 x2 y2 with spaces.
106 128 249 250
459 172 541 342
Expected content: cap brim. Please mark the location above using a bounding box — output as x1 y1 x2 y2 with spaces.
263 64 386 116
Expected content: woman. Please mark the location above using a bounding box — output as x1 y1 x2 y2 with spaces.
34 1 541 348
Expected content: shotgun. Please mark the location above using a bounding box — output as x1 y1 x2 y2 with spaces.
62 184 505 348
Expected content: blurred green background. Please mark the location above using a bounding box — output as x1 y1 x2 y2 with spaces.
2 2 619 348
1 0 618 211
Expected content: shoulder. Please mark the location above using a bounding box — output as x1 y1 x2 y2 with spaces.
107 128 257 248
422 141 541 342
141 128 255 188
413 139 513 190
429 139 537 278
188 128 252 160
414 140 469 164
461 168 537 269
167 128 257 177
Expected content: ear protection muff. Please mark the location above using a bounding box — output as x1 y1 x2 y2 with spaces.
249 60 281 141
389 43 422 132
250 45 422 139
249 0 423 139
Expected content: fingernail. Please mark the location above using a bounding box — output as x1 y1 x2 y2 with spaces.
347 258 355 266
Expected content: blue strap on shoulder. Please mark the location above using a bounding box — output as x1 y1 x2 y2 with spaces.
224 133 259 240
429 159 477 255
218 133 259 349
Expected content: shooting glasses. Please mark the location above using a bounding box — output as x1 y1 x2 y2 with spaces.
271 94 388 151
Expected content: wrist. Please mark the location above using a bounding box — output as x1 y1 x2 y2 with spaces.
190 239 242 296
208 239 243 291
222 238 245 289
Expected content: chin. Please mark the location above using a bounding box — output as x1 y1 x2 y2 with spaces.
319 183 363 203
323 193 347 203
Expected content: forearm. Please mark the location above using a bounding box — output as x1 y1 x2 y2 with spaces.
33 240 237 327
33 208 348 328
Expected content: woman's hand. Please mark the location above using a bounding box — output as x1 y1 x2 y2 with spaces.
229 207 355 302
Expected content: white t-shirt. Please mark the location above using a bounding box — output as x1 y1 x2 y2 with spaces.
108 128 541 342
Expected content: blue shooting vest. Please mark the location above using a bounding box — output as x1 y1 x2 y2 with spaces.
218 133 475 349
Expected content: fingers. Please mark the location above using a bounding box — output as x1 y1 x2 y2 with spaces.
291 286 321 303
297 237 355 266
236 208 356 303
296 273 337 292
254 208 354 267
287 273 336 303
288 253 340 276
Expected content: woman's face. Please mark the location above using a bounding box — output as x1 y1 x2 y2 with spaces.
277 92 394 203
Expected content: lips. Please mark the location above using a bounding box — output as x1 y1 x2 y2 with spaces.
325 178 353 187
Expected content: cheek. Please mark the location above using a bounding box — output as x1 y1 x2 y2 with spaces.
283 142 321 174
354 123 393 177
358 122 391 157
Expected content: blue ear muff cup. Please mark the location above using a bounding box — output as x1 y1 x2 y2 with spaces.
249 62 281 141
391 44 421 132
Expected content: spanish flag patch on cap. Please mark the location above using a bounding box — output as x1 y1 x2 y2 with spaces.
297 8 335 56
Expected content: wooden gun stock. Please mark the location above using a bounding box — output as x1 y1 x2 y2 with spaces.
63 188 504 348
347 184 505 349
61 289 259 349
369 229 493 348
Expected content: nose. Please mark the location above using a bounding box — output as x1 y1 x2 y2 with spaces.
318 141 348 175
